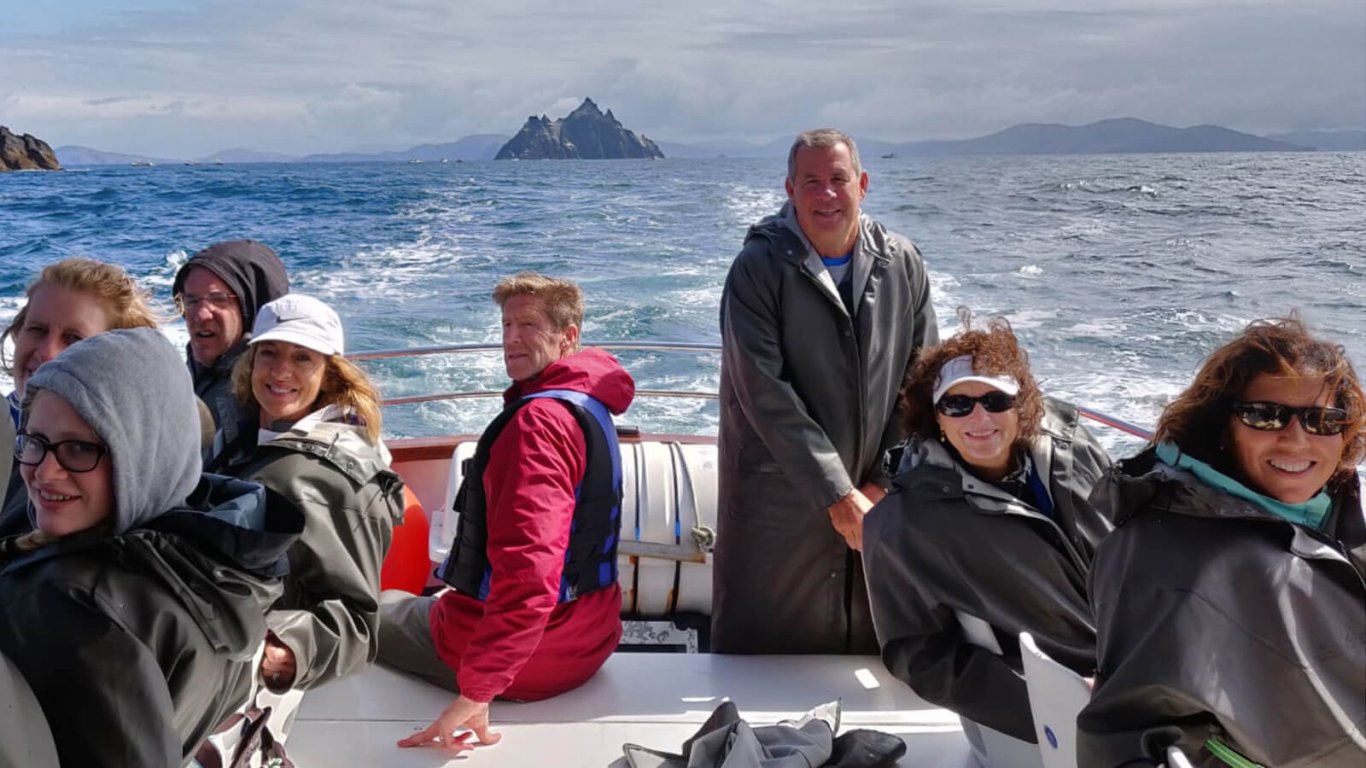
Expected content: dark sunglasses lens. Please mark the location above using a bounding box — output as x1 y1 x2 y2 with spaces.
937 393 1016 417
1302 408 1349 436
980 393 1016 413
1234 403 1288 431
1235 402 1350 436
936 395 972 417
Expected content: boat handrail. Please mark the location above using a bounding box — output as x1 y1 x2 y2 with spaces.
349 340 721 361
352 341 1155 441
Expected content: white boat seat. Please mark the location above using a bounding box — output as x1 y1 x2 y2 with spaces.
429 437 718 619
288 654 979 767
0 653 59 768
949 612 1042 768
1019 631 1091 768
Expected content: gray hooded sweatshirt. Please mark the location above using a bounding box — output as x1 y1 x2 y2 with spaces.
21 327 202 532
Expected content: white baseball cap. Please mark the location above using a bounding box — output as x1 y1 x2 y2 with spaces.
249 294 345 356
932 354 1020 404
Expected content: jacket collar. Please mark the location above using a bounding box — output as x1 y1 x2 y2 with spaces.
900 436 1049 518
1114 448 1364 571
261 418 393 486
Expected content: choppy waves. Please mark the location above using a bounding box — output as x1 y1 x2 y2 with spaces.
2 152 1363 441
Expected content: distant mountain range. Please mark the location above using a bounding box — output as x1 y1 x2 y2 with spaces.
55 118 1365 166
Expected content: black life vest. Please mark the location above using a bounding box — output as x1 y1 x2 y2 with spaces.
437 389 622 602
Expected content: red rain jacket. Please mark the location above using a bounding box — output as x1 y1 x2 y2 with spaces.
429 348 635 702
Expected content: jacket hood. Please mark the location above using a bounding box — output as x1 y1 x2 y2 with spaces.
172 239 289 333
744 203 804 256
261 410 398 489
3 474 301 658
22 329 202 535
745 202 877 263
125 474 300 657
506 347 635 415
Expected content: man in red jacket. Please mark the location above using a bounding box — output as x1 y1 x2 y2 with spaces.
381 272 635 752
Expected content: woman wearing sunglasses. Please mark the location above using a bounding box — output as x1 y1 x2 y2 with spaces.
862 315 1114 750
0 329 299 768
1078 317 1366 768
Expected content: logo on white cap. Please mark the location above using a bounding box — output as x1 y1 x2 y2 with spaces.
932 355 1020 404
249 294 345 356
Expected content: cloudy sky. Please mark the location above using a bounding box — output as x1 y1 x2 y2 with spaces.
3 0 1363 158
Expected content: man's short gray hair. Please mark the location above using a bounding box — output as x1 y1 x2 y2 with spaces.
787 129 863 182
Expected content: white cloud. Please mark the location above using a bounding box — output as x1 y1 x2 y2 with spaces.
2 0 1361 156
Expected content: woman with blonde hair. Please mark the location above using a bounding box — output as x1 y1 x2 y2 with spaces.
1 257 159 537
1078 316 1365 767
206 293 402 696
862 313 1113 757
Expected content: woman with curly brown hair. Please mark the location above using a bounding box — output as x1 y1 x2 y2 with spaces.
1078 316 1366 768
862 313 1114 755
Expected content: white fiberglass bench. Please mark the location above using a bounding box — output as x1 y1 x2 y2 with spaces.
287 654 978 767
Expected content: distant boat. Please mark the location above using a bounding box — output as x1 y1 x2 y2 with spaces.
131 160 154 167
880 152 896 159
408 159 424 164
440 158 449 164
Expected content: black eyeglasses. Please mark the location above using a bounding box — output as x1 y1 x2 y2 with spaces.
15 433 109 473
936 392 1017 418
176 291 238 315
1231 401 1349 437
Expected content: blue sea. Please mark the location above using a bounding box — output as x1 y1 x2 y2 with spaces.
2 153 1363 454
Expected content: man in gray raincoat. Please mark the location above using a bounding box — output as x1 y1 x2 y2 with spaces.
713 129 939 654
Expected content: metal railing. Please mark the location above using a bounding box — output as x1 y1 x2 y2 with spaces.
351 341 723 408
352 341 1155 441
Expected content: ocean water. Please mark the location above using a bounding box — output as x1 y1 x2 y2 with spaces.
1 152 1363 454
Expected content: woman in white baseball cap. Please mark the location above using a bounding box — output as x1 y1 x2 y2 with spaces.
861 313 1114 760
207 293 404 703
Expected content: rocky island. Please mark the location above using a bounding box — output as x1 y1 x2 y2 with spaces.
496 99 663 160
1 126 61 171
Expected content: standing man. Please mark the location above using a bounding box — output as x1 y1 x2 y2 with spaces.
379 272 635 751
172 239 289 444
713 129 939 654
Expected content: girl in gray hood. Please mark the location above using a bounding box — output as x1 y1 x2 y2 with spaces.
0 328 300 768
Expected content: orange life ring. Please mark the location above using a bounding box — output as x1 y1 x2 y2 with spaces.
380 485 431 594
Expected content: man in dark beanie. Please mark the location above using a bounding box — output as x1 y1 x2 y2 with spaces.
172 239 289 444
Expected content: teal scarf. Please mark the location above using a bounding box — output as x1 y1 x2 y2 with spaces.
1156 442 1331 530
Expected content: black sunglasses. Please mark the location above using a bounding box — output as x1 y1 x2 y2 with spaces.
1231 401 1349 437
936 392 1017 418
15 432 109 473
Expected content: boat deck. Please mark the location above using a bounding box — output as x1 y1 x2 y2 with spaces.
288 653 978 767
